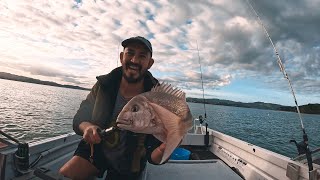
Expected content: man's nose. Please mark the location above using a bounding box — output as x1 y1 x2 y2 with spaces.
130 55 140 63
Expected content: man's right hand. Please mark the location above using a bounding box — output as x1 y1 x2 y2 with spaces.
79 122 101 144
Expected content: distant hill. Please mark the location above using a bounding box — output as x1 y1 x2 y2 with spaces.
0 72 90 91
1 72 319 114
279 104 320 115
187 97 320 115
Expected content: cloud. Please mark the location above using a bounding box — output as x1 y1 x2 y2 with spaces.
0 0 319 104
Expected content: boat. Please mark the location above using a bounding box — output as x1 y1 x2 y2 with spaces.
1 1 319 179
1 117 319 180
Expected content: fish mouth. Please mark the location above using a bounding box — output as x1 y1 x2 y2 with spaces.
116 119 133 131
116 119 132 126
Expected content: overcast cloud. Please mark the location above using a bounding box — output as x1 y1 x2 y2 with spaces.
0 0 319 105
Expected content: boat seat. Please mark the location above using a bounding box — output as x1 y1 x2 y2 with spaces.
140 159 243 180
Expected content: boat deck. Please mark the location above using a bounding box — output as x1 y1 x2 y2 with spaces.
11 144 244 180
142 159 243 180
140 144 243 180
2 129 319 180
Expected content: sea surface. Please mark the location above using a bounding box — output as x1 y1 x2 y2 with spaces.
0 79 319 158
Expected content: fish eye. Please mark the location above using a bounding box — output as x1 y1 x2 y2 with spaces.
131 105 139 112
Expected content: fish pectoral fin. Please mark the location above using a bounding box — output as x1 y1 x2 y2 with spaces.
153 132 166 142
160 131 183 164
148 102 181 130
148 102 183 164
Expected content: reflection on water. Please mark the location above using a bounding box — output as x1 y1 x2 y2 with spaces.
0 79 319 158
0 79 88 142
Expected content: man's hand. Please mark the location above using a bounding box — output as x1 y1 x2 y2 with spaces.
151 143 167 164
79 122 101 144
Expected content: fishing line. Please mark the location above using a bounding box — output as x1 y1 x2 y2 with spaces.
245 0 304 130
245 0 314 172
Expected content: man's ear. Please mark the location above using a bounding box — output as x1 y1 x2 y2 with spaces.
148 58 154 69
120 52 124 64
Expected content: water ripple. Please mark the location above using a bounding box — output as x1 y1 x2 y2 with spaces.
189 103 320 158
1 79 319 159
0 79 87 143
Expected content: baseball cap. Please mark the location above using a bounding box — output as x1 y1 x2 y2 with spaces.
121 36 153 56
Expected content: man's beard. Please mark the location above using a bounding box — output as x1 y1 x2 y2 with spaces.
122 64 146 83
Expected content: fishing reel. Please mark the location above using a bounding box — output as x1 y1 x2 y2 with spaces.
199 115 204 124
97 126 120 139
290 133 311 156
290 133 314 173
289 138 307 155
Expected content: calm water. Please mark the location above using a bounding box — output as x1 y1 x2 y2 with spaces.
0 79 319 158
188 103 320 158
0 79 88 142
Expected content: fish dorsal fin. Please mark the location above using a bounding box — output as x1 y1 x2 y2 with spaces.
152 82 185 99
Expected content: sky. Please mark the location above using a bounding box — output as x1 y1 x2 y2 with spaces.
0 0 319 106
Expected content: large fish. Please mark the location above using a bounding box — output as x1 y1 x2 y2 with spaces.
116 83 193 164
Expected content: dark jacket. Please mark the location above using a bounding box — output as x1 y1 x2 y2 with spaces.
73 67 162 173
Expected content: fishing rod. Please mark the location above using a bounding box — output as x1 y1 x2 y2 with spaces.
195 41 210 147
245 0 314 173
196 41 207 121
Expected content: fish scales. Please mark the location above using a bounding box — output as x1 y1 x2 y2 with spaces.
143 91 190 120
116 83 193 164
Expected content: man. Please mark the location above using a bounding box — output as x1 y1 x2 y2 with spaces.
59 36 166 180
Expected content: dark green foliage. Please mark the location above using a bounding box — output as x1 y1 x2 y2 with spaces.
187 97 320 114
0 72 90 91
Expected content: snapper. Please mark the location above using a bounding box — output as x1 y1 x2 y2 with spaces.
116 82 193 164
